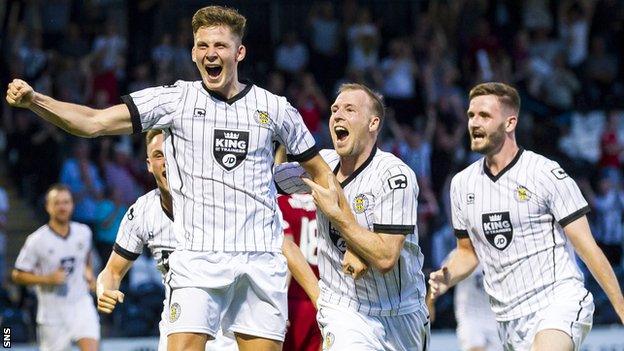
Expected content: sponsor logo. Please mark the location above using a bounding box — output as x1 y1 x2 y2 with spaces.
467 193 475 205
388 174 408 189
193 107 206 118
551 167 568 180
515 185 531 202
254 110 271 126
328 223 346 253
170 303 181 323
213 128 250 171
352 194 369 214
481 211 513 250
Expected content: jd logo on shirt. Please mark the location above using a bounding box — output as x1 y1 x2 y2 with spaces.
213 128 250 171
481 211 513 250
328 222 347 253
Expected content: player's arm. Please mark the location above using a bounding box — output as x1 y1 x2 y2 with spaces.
303 174 403 274
282 236 320 307
564 215 624 324
96 251 133 314
6 79 133 137
11 268 65 286
428 238 479 300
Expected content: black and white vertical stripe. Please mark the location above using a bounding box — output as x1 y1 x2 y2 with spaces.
450 149 589 321
122 81 316 253
277 149 427 316
113 188 176 274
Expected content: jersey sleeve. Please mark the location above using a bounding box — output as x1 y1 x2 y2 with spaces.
450 174 469 238
372 164 418 235
539 162 590 227
113 202 146 261
14 235 39 272
275 101 318 162
121 81 185 133
273 162 311 194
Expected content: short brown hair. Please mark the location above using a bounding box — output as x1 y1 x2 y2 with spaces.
45 183 71 203
192 6 246 40
337 83 385 125
146 129 163 146
469 82 521 114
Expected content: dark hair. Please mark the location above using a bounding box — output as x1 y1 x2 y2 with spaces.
192 6 246 40
469 82 521 114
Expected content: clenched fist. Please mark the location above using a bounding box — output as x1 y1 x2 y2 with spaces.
6 79 34 108
97 289 125 314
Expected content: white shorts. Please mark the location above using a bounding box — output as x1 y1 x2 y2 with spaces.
37 295 100 351
497 287 594 351
456 317 501 351
159 282 238 351
316 300 430 351
166 251 288 341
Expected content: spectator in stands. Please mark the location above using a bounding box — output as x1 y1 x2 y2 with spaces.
308 1 342 95
102 140 141 206
346 7 380 73
293 72 328 143
598 111 623 174
59 140 104 228
585 36 619 105
580 175 624 267
275 31 309 75
380 38 418 124
559 0 592 68
94 188 128 268
92 19 127 80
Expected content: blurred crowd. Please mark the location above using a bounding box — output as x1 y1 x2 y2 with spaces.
1 0 623 341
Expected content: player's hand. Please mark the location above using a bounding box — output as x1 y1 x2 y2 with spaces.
302 173 343 220
425 289 436 323
97 289 125 314
6 79 35 108
428 266 451 300
45 268 66 286
342 249 368 279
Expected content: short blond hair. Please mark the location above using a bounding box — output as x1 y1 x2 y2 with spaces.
469 82 520 114
337 83 385 124
192 6 246 40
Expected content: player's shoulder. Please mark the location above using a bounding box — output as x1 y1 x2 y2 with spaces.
319 149 340 167
373 149 415 177
132 188 160 209
26 224 51 242
70 221 92 237
521 149 571 182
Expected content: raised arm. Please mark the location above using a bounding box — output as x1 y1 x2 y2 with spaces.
96 251 133 313
565 215 624 324
428 237 479 300
6 79 133 137
282 237 320 306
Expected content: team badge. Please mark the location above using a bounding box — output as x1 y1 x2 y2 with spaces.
254 110 271 126
353 194 369 214
467 193 475 204
515 186 531 202
323 331 335 349
169 303 181 323
213 128 250 171
481 211 513 250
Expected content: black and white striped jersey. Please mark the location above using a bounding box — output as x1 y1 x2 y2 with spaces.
451 148 589 321
121 80 317 252
276 148 427 316
113 188 176 275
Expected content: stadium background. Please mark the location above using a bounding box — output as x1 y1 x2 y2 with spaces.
0 0 623 349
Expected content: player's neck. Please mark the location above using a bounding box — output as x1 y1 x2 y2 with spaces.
337 144 375 181
159 188 174 218
208 77 245 100
485 141 519 176
48 219 70 237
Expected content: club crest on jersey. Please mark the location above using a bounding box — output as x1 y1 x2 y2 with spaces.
353 194 369 214
169 303 181 323
213 128 250 171
515 185 531 202
254 110 271 127
481 211 513 250
324 331 335 349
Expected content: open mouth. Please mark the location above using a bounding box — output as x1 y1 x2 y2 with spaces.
334 126 349 142
206 65 223 78
471 130 486 141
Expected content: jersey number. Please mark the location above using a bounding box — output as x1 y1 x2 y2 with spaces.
299 217 319 265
